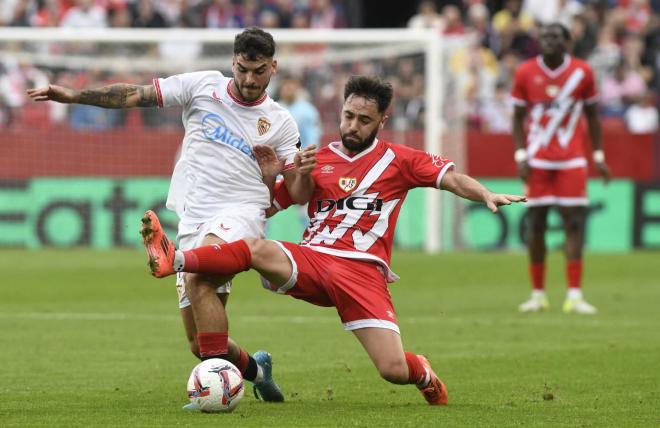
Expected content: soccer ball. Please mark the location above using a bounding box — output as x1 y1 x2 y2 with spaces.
187 358 245 413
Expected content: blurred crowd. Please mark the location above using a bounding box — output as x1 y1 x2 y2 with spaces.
407 0 659 134
0 0 347 29
0 0 658 135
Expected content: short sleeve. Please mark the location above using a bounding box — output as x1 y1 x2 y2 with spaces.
274 113 301 172
581 65 599 105
511 66 527 107
398 146 454 189
273 179 294 211
154 71 218 108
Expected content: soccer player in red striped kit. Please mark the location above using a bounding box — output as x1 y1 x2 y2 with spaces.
511 23 611 314
142 75 525 405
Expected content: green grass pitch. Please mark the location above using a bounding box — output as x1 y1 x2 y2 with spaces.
1 249 658 427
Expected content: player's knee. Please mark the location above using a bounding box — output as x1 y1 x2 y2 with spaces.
376 358 409 384
185 273 213 300
243 238 270 264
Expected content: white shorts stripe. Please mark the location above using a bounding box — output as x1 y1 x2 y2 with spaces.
529 157 587 170
343 319 400 334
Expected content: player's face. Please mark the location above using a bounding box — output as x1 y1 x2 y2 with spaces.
231 54 277 102
539 26 567 57
340 95 386 153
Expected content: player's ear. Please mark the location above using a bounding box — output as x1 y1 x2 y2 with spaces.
379 115 389 130
271 59 278 74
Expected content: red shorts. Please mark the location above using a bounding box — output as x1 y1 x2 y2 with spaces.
260 242 399 333
525 166 588 207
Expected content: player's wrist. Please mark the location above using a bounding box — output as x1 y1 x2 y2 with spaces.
514 148 528 163
592 149 605 164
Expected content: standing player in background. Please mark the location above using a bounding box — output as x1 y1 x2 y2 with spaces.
140 75 526 406
27 27 316 404
512 23 611 314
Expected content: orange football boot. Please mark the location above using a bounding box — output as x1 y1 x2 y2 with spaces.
417 355 448 405
140 210 175 278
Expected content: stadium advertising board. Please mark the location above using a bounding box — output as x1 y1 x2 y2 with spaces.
1 179 658 250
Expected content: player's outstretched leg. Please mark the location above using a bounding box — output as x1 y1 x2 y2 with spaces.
140 210 175 278
252 350 285 402
416 355 448 405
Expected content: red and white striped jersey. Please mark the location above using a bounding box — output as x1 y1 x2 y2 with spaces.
511 55 598 169
274 139 454 282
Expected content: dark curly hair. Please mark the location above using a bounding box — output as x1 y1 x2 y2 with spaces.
344 75 393 114
234 27 276 60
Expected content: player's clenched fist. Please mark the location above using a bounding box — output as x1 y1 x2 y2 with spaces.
27 84 78 103
295 145 317 175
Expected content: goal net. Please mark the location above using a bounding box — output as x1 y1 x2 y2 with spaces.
0 28 468 250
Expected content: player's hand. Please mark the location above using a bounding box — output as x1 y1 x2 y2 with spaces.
295 145 317 176
253 144 282 182
595 161 611 184
516 160 530 182
484 192 527 213
26 84 78 104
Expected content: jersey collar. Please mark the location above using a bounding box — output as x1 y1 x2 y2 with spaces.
537 54 571 79
226 79 268 106
329 138 380 162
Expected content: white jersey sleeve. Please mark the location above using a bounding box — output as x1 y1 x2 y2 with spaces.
154 70 223 108
274 110 301 171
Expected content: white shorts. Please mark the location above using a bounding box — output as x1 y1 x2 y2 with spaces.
175 208 266 309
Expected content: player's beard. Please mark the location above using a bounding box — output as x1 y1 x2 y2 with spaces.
341 128 378 153
235 79 268 103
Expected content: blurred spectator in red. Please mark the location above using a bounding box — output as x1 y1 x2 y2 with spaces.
625 92 659 133
442 4 464 34
407 0 443 31
32 0 65 27
60 0 107 28
600 61 646 116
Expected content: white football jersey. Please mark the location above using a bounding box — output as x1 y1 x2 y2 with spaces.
155 70 299 222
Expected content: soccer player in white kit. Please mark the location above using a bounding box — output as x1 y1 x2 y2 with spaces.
27 27 314 404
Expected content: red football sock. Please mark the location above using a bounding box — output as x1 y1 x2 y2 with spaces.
183 240 252 276
197 332 228 359
405 352 427 386
235 349 250 373
566 260 582 289
529 263 546 290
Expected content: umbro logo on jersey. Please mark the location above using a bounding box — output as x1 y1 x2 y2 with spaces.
321 165 334 174
257 117 271 136
338 177 357 192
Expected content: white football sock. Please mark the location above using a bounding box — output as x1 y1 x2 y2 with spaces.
173 250 185 272
567 288 583 300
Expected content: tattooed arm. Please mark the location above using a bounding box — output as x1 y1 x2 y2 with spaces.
27 84 158 109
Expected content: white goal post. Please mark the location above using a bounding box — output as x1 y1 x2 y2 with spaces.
0 27 457 252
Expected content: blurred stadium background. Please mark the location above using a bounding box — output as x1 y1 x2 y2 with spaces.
1 1 659 426
0 0 658 252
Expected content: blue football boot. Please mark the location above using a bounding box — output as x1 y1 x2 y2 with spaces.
253 350 285 402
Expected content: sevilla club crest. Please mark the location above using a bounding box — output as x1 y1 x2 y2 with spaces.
338 177 357 192
257 117 271 136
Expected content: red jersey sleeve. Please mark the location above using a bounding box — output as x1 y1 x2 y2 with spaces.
272 179 294 211
581 64 599 105
397 146 454 189
511 65 528 106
